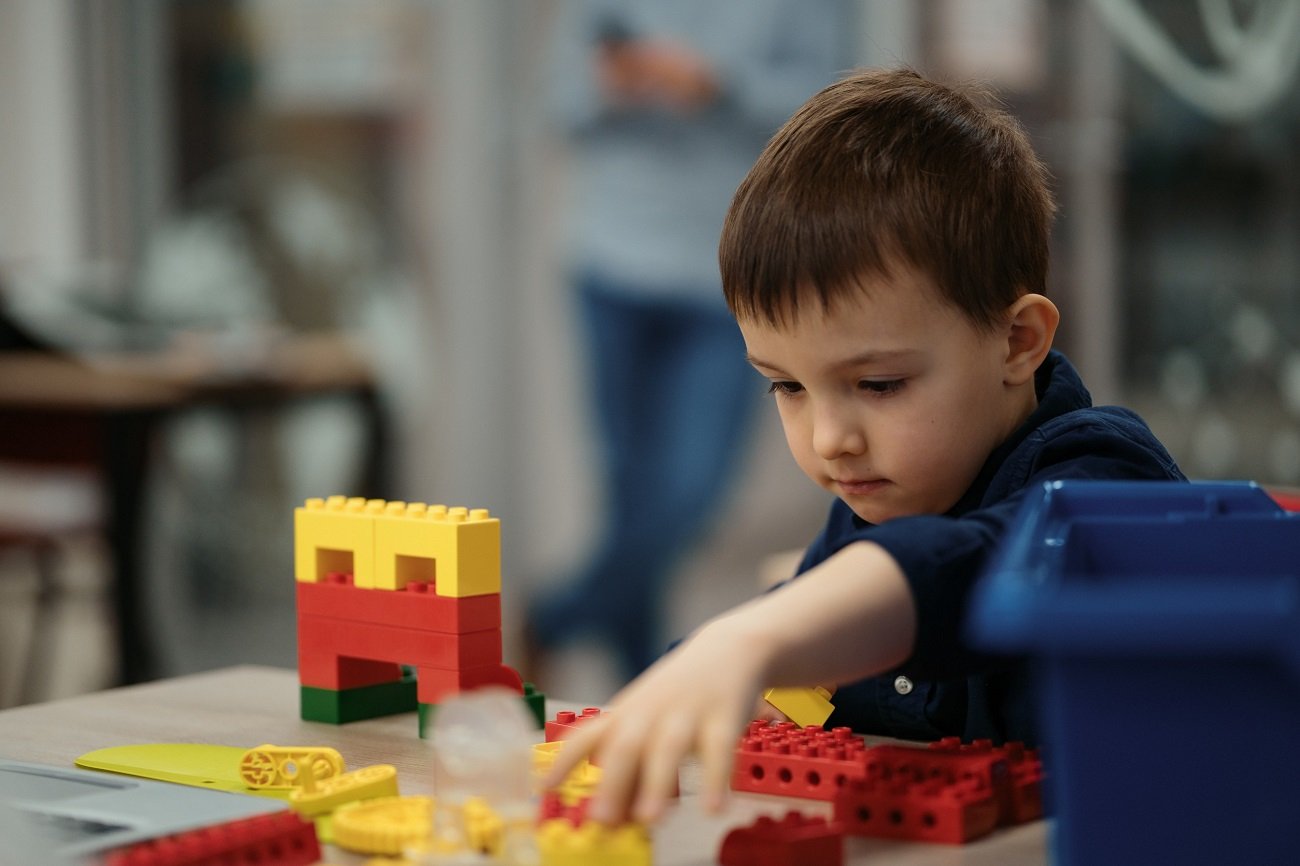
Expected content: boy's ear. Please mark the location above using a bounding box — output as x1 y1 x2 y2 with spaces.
1002 293 1059 386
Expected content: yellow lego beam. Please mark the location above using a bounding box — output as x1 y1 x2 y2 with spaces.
763 686 837 729
295 496 383 585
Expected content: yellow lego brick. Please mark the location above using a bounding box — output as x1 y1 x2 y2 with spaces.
532 741 602 805
295 496 384 586
537 819 652 866
373 503 501 596
763 686 837 728
289 764 399 818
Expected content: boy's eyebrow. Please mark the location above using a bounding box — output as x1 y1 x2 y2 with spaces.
746 348 923 372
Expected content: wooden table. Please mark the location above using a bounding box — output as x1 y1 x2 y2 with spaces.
0 666 1050 864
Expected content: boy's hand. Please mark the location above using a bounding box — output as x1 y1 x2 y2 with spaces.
541 617 770 825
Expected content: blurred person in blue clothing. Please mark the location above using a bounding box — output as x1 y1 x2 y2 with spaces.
527 0 853 682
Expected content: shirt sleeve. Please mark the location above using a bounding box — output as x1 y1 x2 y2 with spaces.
802 412 1186 682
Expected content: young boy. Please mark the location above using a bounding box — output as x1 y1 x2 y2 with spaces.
545 68 1184 825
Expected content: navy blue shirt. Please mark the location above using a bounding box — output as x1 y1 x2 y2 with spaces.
791 351 1185 745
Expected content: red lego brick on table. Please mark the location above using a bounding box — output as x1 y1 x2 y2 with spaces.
416 662 523 704
545 707 602 742
296 617 502 688
731 721 871 801
296 577 501 633
718 811 844 866
296 653 405 691
833 774 1002 845
907 737 1045 825
102 810 319 866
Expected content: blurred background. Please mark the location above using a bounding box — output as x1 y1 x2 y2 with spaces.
1 0 1297 709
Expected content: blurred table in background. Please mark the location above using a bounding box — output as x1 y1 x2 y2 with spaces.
0 337 387 687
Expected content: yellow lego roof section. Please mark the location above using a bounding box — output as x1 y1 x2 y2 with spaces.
294 496 501 597
294 496 382 584
373 501 501 596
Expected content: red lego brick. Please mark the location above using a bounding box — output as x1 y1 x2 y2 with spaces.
718 811 844 866
296 653 405 690
833 775 1001 845
296 616 502 678
538 790 591 826
296 577 501 633
731 721 871 801
902 737 1044 825
545 707 602 742
103 810 319 866
416 662 523 704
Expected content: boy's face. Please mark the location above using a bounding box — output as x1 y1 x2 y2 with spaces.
738 266 1032 524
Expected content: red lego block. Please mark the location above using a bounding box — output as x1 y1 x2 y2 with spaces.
901 737 1044 825
416 662 523 704
833 775 1001 845
731 721 871 801
296 652 405 690
296 577 501 633
538 790 591 826
545 707 602 742
103 810 319 866
296 616 502 678
718 811 844 866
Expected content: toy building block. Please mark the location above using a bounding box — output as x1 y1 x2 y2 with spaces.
289 764 399 818
534 742 602 805
523 682 547 729
332 795 433 856
718 811 845 866
832 775 1001 845
545 707 602 742
536 818 651 866
921 737 1044 825
301 676 417 724
297 617 504 676
731 721 871 801
295 496 382 585
238 745 345 790
373 502 501 596
297 577 503 633
102 810 320 866
763 686 836 729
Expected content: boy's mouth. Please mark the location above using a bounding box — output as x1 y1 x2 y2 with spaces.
835 477 888 496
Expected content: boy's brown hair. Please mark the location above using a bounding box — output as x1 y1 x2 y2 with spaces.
720 68 1055 331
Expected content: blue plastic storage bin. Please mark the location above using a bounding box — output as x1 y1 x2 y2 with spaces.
968 480 1300 866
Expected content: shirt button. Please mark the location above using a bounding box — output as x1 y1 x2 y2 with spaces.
894 675 913 695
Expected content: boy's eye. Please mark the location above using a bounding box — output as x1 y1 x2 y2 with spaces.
766 380 803 396
859 379 904 395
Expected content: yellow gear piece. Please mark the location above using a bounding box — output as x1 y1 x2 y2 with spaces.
238 745 345 789
332 795 433 856
536 819 652 866
289 763 399 817
763 685 837 728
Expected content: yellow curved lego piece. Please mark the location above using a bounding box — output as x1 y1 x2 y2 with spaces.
238 745 346 789
289 764 399 817
537 819 652 866
332 795 433 856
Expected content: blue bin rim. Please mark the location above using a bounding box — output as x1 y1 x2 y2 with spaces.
967 480 1300 663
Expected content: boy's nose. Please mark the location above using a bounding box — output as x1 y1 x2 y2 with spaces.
812 405 866 459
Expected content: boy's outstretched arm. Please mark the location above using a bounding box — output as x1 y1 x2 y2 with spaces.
541 540 916 824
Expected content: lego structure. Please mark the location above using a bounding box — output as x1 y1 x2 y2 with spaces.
733 721 1044 845
294 496 536 735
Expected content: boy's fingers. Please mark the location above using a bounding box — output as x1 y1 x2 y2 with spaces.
698 714 739 814
587 720 652 825
633 715 692 823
